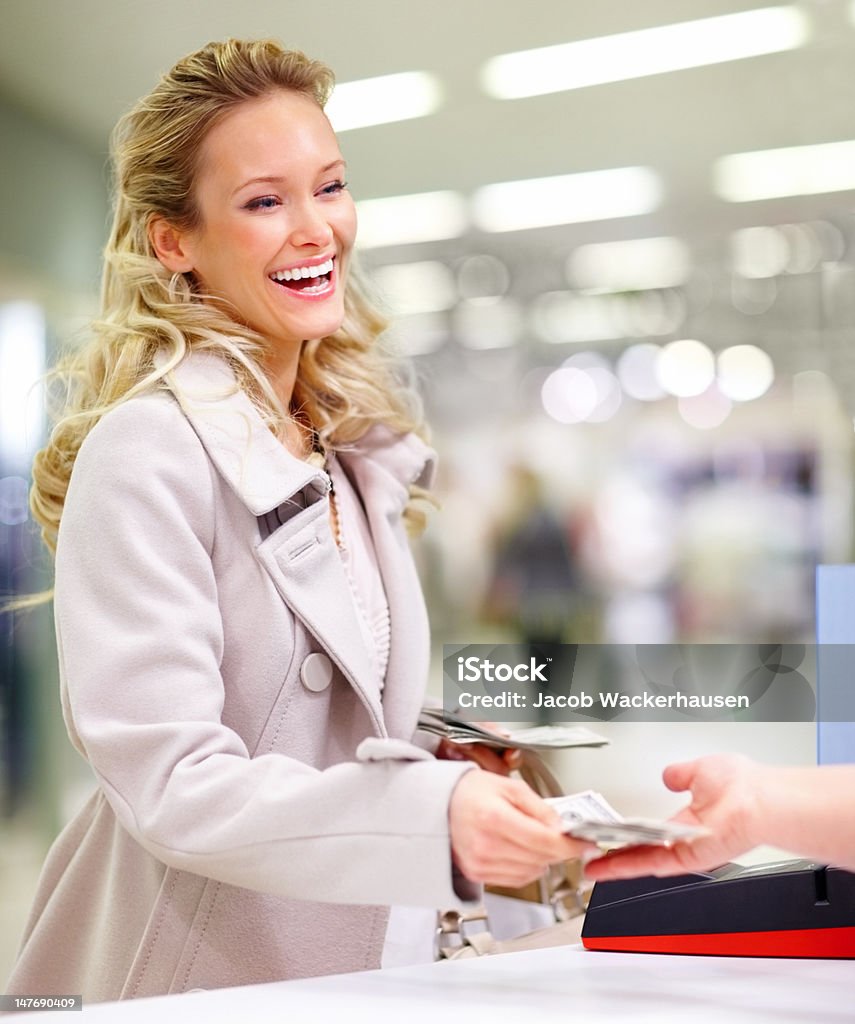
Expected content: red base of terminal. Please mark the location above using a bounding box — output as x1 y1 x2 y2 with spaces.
583 925 855 958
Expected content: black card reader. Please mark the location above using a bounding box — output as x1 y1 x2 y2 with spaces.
582 859 855 958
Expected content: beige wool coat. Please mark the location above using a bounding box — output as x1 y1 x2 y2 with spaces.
7 351 476 1003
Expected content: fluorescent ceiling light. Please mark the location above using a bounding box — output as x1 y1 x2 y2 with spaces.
370 260 456 315
568 236 690 291
532 290 682 344
730 226 790 277
326 71 442 132
481 6 808 99
356 191 467 248
532 291 624 343
714 139 855 202
473 167 661 233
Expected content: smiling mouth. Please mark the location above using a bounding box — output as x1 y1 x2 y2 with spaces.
269 257 335 295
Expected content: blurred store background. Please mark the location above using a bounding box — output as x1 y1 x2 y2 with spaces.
2 0 855 978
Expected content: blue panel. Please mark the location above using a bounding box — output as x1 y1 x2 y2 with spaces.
815 565 855 764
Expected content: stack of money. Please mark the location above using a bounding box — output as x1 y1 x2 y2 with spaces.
548 790 710 847
418 708 608 751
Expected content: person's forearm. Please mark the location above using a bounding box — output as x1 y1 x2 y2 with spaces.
757 764 855 871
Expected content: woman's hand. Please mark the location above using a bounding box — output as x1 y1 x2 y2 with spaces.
435 737 522 775
434 721 522 776
584 754 764 882
448 769 590 888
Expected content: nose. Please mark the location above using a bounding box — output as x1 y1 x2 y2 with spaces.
290 198 334 248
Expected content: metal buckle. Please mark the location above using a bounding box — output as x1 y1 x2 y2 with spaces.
434 907 490 959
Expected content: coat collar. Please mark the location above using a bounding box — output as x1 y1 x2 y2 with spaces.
159 348 436 739
160 349 435 516
161 350 321 516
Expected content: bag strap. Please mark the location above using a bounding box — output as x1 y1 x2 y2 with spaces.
516 749 564 799
437 910 587 960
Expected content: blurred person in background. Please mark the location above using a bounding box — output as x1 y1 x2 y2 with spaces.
483 463 581 649
585 753 855 878
482 463 583 718
6 39 586 1003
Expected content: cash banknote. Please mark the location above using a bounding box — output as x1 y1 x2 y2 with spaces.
418 708 608 750
548 790 711 847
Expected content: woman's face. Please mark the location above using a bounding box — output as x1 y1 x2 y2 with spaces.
179 90 356 351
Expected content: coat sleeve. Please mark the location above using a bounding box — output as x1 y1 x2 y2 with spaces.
54 396 479 908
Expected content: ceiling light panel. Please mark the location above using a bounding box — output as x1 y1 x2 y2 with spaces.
473 167 662 232
370 260 456 316
326 71 442 132
481 6 808 99
356 191 468 248
714 139 855 202
568 236 690 291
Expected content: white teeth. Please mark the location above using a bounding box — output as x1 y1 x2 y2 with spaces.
271 257 334 283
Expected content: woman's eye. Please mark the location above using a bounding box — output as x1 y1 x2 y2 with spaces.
245 196 280 211
320 180 348 196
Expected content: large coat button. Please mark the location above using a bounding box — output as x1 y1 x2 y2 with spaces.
300 652 334 692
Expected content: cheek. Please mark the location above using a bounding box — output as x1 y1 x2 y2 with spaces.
231 220 280 255
335 201 358 251
198 209 280 259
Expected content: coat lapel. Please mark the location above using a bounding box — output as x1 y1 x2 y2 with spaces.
164 352 386 735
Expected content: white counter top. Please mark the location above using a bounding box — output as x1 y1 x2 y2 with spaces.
9 944 854 1023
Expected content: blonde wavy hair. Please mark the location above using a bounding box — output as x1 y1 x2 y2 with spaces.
31 38 429 564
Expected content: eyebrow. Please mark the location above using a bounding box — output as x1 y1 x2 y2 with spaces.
232 160 347 197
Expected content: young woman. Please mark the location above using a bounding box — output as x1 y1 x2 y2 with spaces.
7 39 584 1003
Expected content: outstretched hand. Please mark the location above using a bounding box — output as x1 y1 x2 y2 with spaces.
584 754 765 882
